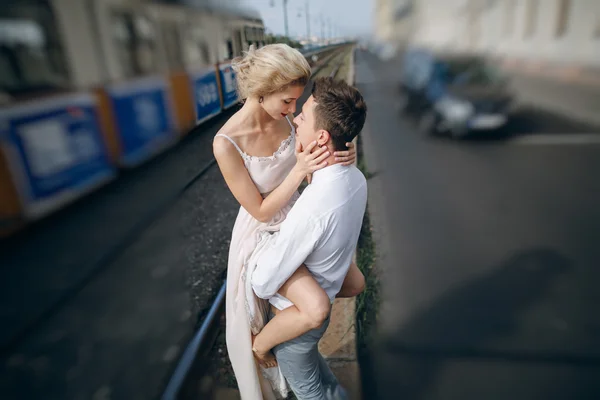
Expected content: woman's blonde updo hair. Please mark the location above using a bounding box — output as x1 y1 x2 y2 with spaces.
231 43 311 100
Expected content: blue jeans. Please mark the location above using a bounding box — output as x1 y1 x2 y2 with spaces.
270 311 348 400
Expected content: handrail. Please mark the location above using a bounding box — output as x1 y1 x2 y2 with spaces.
161 282 227 400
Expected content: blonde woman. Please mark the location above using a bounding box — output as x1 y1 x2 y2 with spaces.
213 44 364 399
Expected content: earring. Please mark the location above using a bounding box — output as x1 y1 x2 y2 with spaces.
259 96 264 103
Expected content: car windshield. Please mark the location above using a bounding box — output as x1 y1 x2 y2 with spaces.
439 58 505 86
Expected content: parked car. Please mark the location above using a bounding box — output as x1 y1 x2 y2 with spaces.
398 49 514 138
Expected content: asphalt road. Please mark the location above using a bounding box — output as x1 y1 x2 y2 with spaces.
356 49 600 399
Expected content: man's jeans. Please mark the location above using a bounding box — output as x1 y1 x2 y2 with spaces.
270 311 348 400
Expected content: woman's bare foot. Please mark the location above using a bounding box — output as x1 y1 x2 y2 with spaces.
252 335 277 368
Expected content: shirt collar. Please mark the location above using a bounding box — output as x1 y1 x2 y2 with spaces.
311 164 349 185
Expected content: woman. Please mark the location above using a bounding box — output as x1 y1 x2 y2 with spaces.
213 43 364 399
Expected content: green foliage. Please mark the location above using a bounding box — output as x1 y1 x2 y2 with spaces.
264 34 304 49
355 155 380 353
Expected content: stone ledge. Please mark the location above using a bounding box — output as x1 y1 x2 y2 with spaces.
319 298 357 360
319 297 361 399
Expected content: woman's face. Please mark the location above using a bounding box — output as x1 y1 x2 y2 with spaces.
261 85 305 120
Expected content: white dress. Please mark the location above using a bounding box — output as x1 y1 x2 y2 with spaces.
215 117 297 399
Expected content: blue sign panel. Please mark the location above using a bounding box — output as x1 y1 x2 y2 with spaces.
191 67 222 124
0 93 116 220
219 64 239 109
107 77 176 167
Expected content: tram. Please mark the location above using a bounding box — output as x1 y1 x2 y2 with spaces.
0 0 265 236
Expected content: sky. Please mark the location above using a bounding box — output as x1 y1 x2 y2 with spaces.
238 0 374 39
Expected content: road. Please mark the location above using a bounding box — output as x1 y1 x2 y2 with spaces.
356 49 600 399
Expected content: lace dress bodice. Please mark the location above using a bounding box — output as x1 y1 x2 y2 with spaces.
215 119 296 195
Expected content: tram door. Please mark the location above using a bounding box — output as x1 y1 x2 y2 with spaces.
232 28 243 57
161 21 184 70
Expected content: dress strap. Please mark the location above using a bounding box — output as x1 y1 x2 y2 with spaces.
215 133 245 156
284 115 296 134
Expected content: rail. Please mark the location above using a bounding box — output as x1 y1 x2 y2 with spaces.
162 283 227 400
301 41 351 58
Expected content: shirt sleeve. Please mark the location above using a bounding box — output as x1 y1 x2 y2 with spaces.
251 211 322 299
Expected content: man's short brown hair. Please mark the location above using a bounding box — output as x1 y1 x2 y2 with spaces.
311 77 367 151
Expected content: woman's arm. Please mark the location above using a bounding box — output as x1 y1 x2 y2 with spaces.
213 137 329 223
334 141 357 166
286 113 356 169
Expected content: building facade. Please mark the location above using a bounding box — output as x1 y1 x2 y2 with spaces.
375 0 600 69
373 0 416 46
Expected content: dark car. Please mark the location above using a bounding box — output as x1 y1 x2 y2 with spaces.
398 49 514 138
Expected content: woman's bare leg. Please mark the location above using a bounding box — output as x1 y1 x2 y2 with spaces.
252 262 366 366
252 265 329 366
337 262 365 298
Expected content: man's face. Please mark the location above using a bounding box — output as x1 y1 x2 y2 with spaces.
293 95 323 150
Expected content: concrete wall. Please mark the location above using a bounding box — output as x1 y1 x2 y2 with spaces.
482 0 600 67
411 0 466 50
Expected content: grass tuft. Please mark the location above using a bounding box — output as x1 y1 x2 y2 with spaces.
355 153 380 354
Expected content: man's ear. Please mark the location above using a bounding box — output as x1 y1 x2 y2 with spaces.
317 130 330 146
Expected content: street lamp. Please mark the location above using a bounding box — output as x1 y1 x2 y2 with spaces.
305 1 310 41
296 2 311 40
270 0 290 38
273 0 314 40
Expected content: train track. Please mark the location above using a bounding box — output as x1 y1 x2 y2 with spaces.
161 44 354 399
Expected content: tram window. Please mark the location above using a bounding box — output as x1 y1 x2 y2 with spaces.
184 26 210 66
233 29 243 56
0 14 68 97
187 40 210 66
161 22 184 70
244 27 254 42
112 15 135 77
226 39 233 60
111 12 158 78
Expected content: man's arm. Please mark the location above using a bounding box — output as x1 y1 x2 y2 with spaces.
251 212 322 299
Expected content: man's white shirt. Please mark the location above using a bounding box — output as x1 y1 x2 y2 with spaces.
251 163 368 310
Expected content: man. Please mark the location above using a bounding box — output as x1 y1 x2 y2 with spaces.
251 77 368 400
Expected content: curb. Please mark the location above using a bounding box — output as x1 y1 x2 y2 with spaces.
318 45 362 400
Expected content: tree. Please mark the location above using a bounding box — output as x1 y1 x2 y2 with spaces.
264 33 304 50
